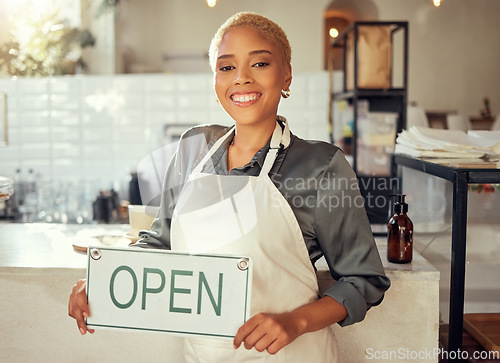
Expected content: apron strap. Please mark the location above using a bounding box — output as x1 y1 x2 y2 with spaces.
259 121 285 176
191 118 291 175
259 148 279 176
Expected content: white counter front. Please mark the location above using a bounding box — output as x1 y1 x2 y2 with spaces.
0 223 439 362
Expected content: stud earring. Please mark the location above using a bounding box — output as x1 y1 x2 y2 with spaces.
281 89 291 99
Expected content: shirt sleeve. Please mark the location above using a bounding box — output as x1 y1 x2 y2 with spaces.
314 150 391 326
133 148 181 250
132 125 221 249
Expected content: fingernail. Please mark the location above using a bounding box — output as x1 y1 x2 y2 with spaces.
80 327 85 335
82 312 88 318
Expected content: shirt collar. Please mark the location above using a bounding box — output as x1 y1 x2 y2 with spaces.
204 117 289 174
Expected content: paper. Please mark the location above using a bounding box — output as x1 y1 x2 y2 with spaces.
395 126 500 158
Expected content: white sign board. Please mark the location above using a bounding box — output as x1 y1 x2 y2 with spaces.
86 247 252 339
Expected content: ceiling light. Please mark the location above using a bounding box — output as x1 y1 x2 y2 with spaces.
329 27 339 38
207 0 216 7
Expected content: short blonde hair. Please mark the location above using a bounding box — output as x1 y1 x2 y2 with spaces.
209 12 291 72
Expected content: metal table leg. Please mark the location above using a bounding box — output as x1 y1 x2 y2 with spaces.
447 172 468 355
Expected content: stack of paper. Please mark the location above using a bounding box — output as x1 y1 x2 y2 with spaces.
395 126 500 158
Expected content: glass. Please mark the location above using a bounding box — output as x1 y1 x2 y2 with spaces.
34 180 97 224
0 176 14 201
0 93 6 147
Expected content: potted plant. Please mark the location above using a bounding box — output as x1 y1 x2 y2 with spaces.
0 9 95 77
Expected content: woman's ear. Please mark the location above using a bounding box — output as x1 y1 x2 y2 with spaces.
283 64 292 90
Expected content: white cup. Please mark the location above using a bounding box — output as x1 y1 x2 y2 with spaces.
128 205 158 238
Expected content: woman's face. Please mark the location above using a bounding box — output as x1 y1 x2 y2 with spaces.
214 26 291 127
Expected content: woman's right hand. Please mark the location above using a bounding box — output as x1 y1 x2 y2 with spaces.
68 279 95 335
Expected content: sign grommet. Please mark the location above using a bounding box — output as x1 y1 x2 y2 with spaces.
237 258 249 271
90 248 102 260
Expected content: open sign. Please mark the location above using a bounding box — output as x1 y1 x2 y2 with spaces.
85 247 252 338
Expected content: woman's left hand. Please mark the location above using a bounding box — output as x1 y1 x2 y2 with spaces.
233 296 348 355
233 311 304 355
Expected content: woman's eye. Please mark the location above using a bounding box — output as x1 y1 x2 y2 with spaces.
253 62 269 68
218 65 234 72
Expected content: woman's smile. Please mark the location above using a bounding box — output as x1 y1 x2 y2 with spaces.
230 92 262 106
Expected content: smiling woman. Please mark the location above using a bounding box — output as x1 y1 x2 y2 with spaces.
68 11 390 363
213 25 291 168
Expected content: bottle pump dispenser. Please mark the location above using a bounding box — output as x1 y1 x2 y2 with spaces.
387 194 413 263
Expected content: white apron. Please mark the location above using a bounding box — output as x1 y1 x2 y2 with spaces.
170 121 338 362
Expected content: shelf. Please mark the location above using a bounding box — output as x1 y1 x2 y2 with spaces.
330 21 408 226
332 21 409 49
333 89 406 100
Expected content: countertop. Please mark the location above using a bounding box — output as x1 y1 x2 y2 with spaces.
0 222 130 269
0 222 440 363
0 222 439 281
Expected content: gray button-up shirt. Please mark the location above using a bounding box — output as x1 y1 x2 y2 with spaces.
137 118 390 326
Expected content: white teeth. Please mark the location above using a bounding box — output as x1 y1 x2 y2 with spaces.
233 94 257 102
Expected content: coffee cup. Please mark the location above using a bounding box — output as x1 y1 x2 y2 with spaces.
128 205 158 238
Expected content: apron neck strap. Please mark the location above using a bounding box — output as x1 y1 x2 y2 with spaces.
191 118 290 175
259 121 287 176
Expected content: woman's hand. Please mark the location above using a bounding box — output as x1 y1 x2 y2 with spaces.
68 279 95 335
233 296 347 354
233 311 304 355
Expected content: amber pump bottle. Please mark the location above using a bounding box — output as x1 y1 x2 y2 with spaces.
387 194 413 263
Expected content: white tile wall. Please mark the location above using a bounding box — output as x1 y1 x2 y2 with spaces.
0 71 331 196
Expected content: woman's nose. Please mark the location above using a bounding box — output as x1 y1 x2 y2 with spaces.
234 68 253 85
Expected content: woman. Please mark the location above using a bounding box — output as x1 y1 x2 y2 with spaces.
69 12 390 361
